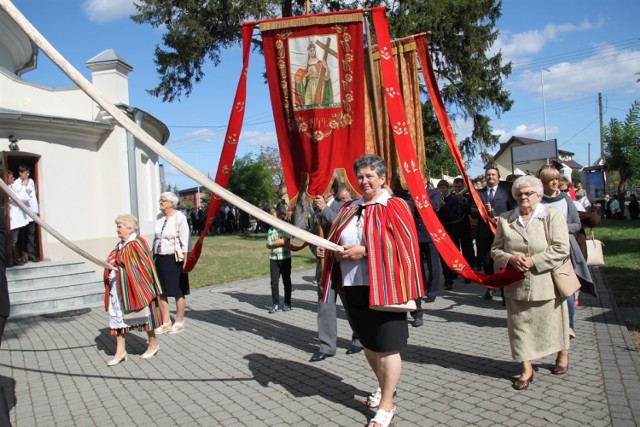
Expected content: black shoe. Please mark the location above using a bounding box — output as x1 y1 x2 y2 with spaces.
425 296 436 303
484 289 494 300
28 255 39 263
13 259 25 267
411 318 424 327
310 352 333 362
445 282 453 290
464 279 471 284
346 346 363 355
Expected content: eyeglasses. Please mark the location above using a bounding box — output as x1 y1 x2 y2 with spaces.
560 189 569 192
515 191 537 198
159 199 167 203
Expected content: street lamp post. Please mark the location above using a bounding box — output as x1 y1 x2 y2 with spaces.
540 67 550 143
540 67 551 165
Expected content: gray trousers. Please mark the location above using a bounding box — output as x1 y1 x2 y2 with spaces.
315 261 361 355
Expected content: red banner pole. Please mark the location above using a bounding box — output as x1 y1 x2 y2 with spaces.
184 22 256 272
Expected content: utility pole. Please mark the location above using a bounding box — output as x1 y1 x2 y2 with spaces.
599 92 604 160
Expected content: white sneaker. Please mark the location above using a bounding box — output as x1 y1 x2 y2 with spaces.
168 321 185 334
154 321 172 335
569 328 576 339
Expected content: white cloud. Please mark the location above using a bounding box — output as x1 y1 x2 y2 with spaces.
516 45 640 100
240 130 278 148
493 17 605 62
495 123 560 143
82 0 137 24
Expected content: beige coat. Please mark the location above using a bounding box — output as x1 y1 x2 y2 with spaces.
491 206 569 301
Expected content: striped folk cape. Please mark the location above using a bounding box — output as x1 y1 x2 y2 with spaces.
321 196 424 307
103 237 163 328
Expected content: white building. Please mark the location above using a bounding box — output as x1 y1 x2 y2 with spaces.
0 8 168 270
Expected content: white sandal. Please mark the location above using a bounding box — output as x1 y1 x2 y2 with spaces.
368 406 396 427
365 387 397 408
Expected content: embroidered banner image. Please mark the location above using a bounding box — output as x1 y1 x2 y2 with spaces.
261 11 365 202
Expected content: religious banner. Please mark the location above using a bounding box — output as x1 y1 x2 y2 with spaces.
260 11 366 202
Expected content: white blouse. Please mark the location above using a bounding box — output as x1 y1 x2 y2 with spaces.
153 212 190 255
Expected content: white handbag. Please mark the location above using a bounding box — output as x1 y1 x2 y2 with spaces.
586 233 605 267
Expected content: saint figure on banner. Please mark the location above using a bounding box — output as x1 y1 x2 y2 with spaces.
293 39 338 109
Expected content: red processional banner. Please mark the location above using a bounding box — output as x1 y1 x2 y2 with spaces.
260 11 366 202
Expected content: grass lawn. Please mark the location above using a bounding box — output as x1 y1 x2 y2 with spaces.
187 233 317 288
592 219 640 350
593 220 640 307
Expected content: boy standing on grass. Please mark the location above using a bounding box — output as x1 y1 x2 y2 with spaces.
266 208 292 313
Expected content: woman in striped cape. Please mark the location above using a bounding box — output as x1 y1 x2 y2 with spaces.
103 214 164 366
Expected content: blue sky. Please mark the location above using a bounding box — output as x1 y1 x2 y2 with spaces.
9 0 640 190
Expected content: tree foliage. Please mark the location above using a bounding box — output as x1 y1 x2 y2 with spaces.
228 153 278 205
604 100 640 196
133 0 512 168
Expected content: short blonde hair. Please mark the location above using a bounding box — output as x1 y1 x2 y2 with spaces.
115 214 139 231
537 165 560 184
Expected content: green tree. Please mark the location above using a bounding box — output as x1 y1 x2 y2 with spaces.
604 100 640 197
132 0 511 165
228 153 278 205
257 146 286 199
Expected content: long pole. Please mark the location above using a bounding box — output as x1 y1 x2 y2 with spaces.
1 0 342 254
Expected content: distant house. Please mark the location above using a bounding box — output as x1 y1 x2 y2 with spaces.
486 136 583 180
0 9 168 269
178 187 206 210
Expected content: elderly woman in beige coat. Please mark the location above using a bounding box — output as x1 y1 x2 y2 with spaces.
491 175 571 390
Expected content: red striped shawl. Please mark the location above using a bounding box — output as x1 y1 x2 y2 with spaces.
321 197 424 306
103 237 163 313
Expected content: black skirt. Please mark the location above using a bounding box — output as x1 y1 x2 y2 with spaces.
155 254 190 297
341 286 408 352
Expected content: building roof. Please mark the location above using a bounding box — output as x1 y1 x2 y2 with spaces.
487 135 579 169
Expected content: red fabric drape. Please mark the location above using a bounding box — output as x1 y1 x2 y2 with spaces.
184 22 255 272
413 35 496 236
371 8 523 287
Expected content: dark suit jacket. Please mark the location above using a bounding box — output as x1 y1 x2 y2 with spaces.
475 181 517 239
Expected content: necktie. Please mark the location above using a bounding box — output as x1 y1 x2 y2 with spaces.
488 188 495 203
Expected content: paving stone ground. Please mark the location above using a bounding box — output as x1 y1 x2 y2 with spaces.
1 266 639 426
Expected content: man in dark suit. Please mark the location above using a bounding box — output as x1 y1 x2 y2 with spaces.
473 167 516 300
309 181 362 361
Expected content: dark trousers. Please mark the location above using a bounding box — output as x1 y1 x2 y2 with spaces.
440 224 460 283
18 222 36 259
476 234 495 275
456 219 476 267
270 258 291 306
412 240 441 320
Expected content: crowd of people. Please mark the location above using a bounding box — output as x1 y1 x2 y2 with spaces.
4 154 617 427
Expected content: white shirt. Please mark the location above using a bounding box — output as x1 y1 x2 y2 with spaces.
153 212 190 255
339 191 392 287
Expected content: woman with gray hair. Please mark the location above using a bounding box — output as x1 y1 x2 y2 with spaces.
104 214 164 366
153 192 190 334
319 154 423 427
491 175 571 390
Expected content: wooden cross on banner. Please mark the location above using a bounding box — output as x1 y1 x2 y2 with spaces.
313 37 338 105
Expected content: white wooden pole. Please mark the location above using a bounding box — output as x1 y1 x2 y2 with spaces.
0 0 342 254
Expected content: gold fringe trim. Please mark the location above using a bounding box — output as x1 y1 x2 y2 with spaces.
371 40 417 60
260 12 364 32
